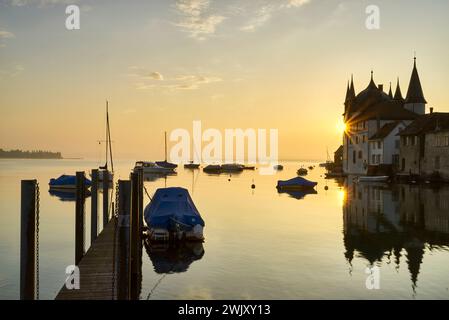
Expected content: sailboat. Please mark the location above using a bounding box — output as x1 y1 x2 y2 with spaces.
93 100 114 184
156 131 178 169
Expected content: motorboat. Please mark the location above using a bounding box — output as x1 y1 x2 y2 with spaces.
276 176 317 190
297 168 308 176
221 163 244 172
134 161 175 174
358 176 390 183
144 187 205 242
243 165 256 170
49 175 92 190
273 164 284 170
203 164 222 173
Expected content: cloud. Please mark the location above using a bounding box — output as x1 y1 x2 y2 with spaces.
8 0 78 6
129 67 221 91
0 64 24 78
174 0 226 40
0 30 15 39
284 0 311 8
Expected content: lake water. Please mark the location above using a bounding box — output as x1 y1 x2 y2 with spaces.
1 159 448 299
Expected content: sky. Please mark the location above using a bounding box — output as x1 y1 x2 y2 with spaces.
1 0 449 161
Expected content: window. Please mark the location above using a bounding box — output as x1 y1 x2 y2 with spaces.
353 151 356 164
372 155 376 164
401 158 406 171
355 136 359 144
377 141 381 149
363 135 366 143
395 139 400 149
358 151 363 159
376 155 381 163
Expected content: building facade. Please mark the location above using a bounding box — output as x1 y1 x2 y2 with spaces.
342 58 426 175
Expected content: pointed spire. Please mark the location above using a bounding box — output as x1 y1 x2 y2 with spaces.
368 70 376 89
344 80 350 103
388 82 393 98
405 56 427 104
349 74 355 99
394 77 404 101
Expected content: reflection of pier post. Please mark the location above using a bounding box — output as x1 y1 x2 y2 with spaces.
75 172 86 265
20 180 37 300
91 169 98 244
117 180 131 299
103 170 109 227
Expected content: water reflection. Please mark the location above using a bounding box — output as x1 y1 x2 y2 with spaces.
277 188 317 200
343 180 449 290
144 241 205 274
143 172 177 182
48 189 91 202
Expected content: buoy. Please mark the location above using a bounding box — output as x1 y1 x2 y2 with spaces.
324 186 329 191
251 184 255 189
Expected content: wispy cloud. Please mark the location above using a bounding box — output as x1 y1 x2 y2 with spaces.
0 64 24 78
174 0 226 40
0 30 15 39
128 66 221 91
8 0 78 6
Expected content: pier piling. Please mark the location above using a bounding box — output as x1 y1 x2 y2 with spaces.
103 170 109 227
91 169 99 244
75 171 86 265
20 180 37 300
117 180 131 299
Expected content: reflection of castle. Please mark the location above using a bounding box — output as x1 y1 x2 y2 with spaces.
343 180 449 289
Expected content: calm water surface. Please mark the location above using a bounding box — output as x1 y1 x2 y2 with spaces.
1 159 448 299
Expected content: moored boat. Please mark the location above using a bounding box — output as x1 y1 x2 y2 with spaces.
134 161 175 174
144 187 205 242
184 161 200 169
156 132 178 169
203 164 222 173
276 176 317 190
221 163 244 172
49 175 92 190
273 164 284 170
297 167 308 176
358 175 390 183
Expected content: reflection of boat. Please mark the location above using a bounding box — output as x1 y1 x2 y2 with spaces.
144 241 204 274
142 172 176 182
144 187 205 241
156 132 178 169
277 188 317 200
49 189 91 201
308 166 314 170
273 164 284 170
203 164 222 173
358 176 390 183
134 161 175 174
184 161 200 169
49 175 92 190
297 168 308 176
221 163 244 172
277 176 317 190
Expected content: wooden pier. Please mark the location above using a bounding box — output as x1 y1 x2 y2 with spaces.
20 169 144 300
55 218 118 300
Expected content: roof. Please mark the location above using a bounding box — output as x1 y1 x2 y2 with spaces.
405 58 427 104
369 121 401 140
393 78 404 101
334 145 343 155
348 99 418 122
399 112 449 136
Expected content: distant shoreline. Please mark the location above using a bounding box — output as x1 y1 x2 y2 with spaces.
0 149 63 160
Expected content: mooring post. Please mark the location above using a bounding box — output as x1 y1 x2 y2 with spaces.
75 171 86 265
20 180 37 300
103 170 109 227
130 172 139 299
117 180 131 300
91 169 99 244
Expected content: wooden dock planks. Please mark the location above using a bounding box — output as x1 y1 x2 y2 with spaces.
55 218 118 300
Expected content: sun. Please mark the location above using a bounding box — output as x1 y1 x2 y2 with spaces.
336 120 347 134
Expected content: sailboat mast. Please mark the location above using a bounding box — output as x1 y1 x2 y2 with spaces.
107 102 114 172
105 100 109 170
164 131 167 162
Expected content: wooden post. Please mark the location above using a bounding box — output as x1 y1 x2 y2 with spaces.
117 180 131 300
130 172 141 299
103 170 109 227
91 169 99 244
20 180 37 300
75 172 86 265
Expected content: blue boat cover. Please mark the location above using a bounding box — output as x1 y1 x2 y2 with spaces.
144 187 205 231
49 175 92 187
277 176 317 188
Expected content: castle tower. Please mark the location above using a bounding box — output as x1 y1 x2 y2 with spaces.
405 57 427 115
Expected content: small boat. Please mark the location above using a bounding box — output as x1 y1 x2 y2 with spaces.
184 161 200 169
277 176 317 190
308 166 314 170
243 165 256 170
273 164 284 170
49 175 92 190
156 132 178 169
134 161 175 174
221 163 244 172
358 176 390 183
297 168 308 176
203 164 222 173
144 187 205 242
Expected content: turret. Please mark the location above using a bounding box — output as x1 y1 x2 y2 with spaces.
405 57 426 115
